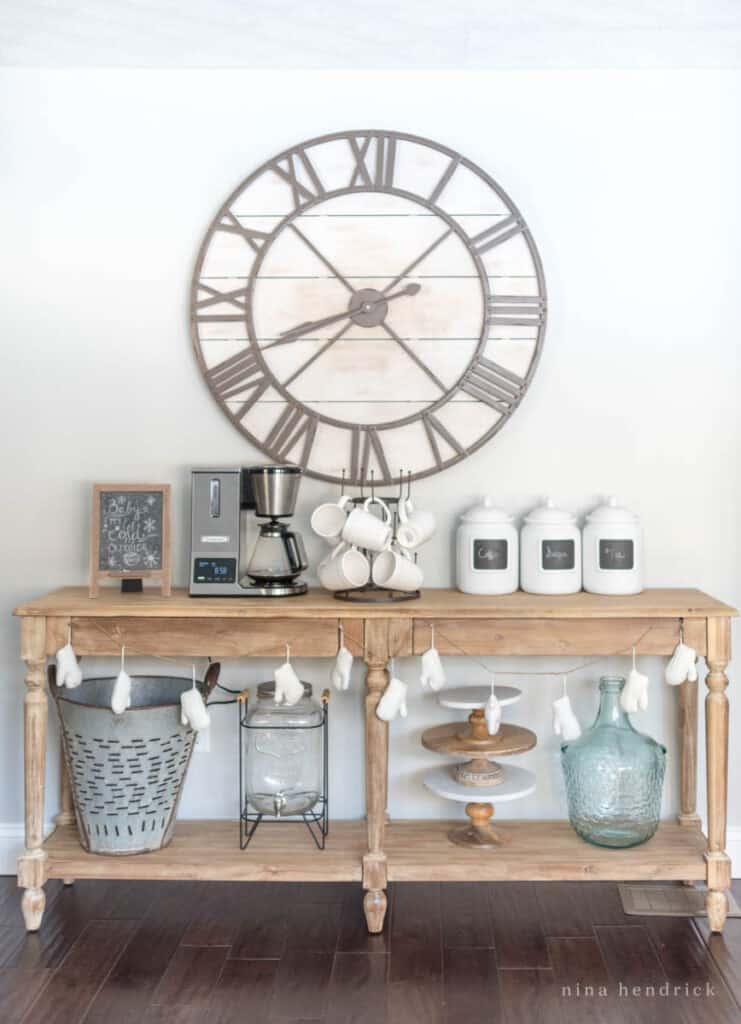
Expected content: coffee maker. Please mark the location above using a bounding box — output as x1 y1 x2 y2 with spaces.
190 466 308 597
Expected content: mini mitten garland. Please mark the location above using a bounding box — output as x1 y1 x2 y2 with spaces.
111 648 131 715
330 626 353 691
180 668 210 731
376 671 408 721
484 685 502 735
622 668 649 713
56 639 82 689
420 626 446 692
665 640 698 686
274 646 304 706
420 648 446 692
553 677 581 740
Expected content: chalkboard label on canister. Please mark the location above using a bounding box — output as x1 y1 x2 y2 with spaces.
473 538 508 571
541 539 575 571
98 490 164 572
599 538 634 571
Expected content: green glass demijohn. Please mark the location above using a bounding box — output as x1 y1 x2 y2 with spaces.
561 676 666 848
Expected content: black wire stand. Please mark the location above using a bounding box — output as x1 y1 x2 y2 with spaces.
238 690 329 851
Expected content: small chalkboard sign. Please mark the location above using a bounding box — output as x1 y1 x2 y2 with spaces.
599 539 634 571
89 484 171 597
541 539 575 571
473 538 508 571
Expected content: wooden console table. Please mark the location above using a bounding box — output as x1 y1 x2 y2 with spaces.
13 587 735 933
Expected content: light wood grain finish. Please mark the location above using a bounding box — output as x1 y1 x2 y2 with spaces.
705 616 731 932
677 676 700 829
19 617 48 932
40 820 707 883
421 721 537 758
413 616 706 656
14 586 736 620
363 619 389 932
64 615 359 658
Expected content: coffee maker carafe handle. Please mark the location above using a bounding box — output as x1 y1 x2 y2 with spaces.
285 531 308 575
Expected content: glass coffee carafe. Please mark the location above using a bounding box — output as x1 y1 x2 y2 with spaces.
561 676 666 848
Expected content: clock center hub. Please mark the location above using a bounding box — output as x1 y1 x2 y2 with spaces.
349 288 388 328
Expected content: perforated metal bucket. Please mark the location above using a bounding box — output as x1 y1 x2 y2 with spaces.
51 665 219 855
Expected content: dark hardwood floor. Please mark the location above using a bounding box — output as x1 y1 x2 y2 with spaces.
1 876 739 1023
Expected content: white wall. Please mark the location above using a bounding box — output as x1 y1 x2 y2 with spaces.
1 69 740 862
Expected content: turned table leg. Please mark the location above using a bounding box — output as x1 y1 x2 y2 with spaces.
678 677 700 829
18 618 49 931
705 617 731 933
362 620 389 933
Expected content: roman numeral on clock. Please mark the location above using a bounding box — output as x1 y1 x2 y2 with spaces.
193 282 250 322
350 427 392 484
207 349 269 416
470 214 523 255
422 413 466 469
460 356 525 413
348 134 396 189
264 406 318 465
270 147 326 209
216 211 271 253
487 294 545 328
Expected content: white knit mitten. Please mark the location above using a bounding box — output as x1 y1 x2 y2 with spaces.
376 676 408 721
180 687 210 731
485 691 502 735
331 645 353 691
56 643 82 689
274 661 304 706
665 642 698 686
420 647 446 692
621 668 649 713
552 694 582 740
111 669 131 715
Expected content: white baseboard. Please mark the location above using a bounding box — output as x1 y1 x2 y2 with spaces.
2 821 740 879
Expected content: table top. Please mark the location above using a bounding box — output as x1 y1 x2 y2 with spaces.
13 586 737 620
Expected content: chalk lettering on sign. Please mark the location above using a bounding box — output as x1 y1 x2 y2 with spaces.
541 539 576 571
473 538 508 571
599 539 634 571
98 491 164 572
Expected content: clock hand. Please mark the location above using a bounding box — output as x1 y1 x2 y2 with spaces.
266 283 421 350
283 321 353 388
382 228 453 294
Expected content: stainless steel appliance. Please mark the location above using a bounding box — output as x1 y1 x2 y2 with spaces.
190 467 308 597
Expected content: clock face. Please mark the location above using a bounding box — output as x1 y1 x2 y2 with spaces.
191 130 546 485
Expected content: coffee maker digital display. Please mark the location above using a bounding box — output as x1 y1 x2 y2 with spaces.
190 467 308 597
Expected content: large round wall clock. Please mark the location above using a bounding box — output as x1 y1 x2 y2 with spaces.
190 130 546 485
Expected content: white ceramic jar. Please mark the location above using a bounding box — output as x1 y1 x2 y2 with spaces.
520 498 582 595
456 497 518 595
582 496 643 595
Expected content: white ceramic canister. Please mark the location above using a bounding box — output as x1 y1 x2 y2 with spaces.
520 498 581 595
582 496 643 595
456 497 519 595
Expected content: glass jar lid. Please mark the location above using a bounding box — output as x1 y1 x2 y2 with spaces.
460 495 513 524
586 496 639 525
257 681 313 700
524 497 576 526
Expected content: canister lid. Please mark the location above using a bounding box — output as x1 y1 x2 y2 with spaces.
524 498 576 525
585 496 639 525
460 495 513 524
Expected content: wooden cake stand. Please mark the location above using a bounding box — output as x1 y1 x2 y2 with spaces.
422 685 537 848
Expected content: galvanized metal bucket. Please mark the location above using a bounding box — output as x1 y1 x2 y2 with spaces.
50 663 219 855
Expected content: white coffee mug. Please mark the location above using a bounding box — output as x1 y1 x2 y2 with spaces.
318 542 371 591
397 498 436 551
342 497 392 552
372 545 423 592
311 495 352 545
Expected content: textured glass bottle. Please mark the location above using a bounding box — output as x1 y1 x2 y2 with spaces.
561 676 666 848
243 682 323 817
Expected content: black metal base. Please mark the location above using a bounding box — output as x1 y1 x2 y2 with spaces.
334 583 420 603
240 801 329 850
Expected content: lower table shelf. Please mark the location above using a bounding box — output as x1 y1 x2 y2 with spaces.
41 819 708 884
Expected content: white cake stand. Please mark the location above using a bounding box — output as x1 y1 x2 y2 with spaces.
424 763 536 848
437 685 521 710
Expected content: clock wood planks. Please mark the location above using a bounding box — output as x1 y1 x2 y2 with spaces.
190 130 547 485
